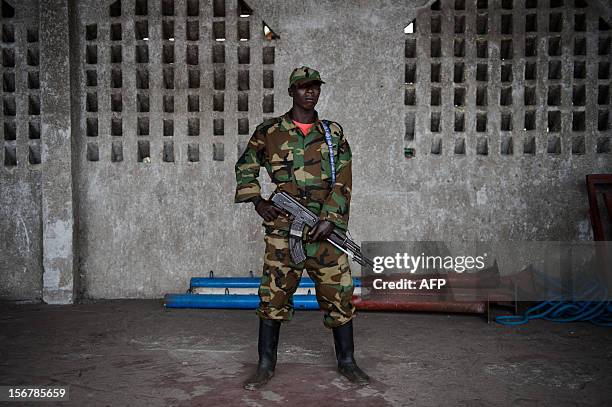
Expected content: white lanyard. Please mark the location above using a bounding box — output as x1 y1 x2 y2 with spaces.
321 120 336 187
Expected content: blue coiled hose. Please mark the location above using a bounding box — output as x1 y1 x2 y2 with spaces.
495 300 612 326
495 269 612 327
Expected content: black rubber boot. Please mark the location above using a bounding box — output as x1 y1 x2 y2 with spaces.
332 320 370 386
243 318 281 391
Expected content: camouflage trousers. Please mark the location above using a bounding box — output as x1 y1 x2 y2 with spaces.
256 233 356 328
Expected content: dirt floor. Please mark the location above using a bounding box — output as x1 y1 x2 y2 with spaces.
0 300 611 407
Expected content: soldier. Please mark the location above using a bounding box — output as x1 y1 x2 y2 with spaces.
234 66 370 390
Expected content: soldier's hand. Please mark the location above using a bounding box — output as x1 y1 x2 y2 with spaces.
255 199 285 222
309 220 334 242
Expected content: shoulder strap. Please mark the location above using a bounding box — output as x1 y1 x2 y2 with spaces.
321 120 336 187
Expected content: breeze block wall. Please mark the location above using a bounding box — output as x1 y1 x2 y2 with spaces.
405 0 612 160
1 0 610 302
0 0 43 302
396 0 611 240
71 0 280 298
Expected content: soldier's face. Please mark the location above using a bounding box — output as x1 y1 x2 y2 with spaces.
289 82 321 110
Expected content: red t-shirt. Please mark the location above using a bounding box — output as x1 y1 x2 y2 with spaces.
293 120 314 136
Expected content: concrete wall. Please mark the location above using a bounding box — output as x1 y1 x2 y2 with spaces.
1 0 43 302
1 0 610 302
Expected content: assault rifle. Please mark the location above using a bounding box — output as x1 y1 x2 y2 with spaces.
270 192 374 268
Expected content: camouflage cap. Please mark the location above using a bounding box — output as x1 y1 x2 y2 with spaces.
289 66 326 88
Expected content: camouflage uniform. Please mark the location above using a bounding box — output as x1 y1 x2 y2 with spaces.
234 98 355 328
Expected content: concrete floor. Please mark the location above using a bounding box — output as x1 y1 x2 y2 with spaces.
0 300 611 407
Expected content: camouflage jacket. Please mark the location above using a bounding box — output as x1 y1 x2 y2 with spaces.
234 110 352 233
